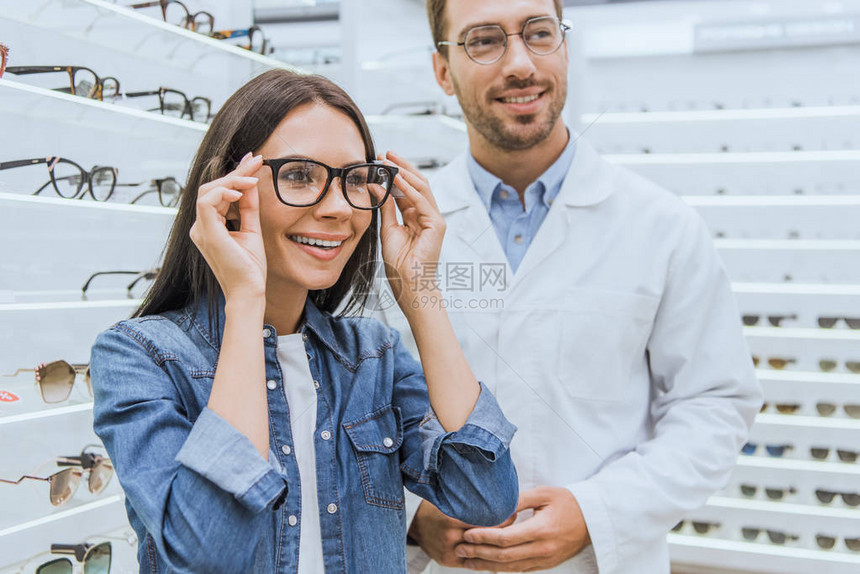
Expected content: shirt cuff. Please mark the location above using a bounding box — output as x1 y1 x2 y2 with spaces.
567 479 617 574
176 407 286 514
420 382 517 475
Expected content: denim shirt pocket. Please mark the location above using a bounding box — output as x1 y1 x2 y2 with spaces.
343 404 405 510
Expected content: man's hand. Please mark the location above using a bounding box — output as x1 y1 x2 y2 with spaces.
454 486 590 572
409 500 471 567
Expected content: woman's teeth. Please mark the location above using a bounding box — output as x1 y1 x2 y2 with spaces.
289 235 344 250
501 94 539 104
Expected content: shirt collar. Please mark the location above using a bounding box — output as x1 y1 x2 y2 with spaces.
466 128 577 211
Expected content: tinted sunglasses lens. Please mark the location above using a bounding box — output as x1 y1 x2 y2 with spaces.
84 542 112 574
810 447 829 460
816 402 837 416
671 521 683 532
819 359 837 372
741 528 759 541
816 489 836 503
765 488 787 500
765 445 787 457
775 404 800 414
838 450 858 462
845 405 860 419
740 484 757 497
817 535 837 549
846 537 860 551
49 468 81 506
847 361 860 374
818 317 838 328
742 315 759 326
37 361 75 403
846 318 860 329
767 530 787 544
36 558 73 574
741 443 756 455
88 459 113 494
768 358 793 369
842 493 860 506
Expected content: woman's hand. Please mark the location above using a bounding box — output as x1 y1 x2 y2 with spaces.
377 150 446 314
189 152 267 302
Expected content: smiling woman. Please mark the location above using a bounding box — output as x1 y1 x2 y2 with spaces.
87 69 518 573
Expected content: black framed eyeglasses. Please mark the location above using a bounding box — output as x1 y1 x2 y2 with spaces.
119 176 182 207
211 25 273 55
0 43 9 79
437 16 571 65
4 66 120 100
0 157 118 201
39 541 112 574
262 158 398 210
124 87 211 122
129 0 214 34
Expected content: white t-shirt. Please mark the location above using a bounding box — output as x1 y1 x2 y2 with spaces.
277 333 324 573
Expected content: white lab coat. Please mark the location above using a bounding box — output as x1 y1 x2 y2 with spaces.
386 138 762 574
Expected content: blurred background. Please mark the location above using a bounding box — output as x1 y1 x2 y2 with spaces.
1 0 859 572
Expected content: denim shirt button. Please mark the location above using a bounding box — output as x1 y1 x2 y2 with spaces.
327 503 337 514
302 333 308 341
383 437 394 448
321 430 331 441
288 515 298 526
262 328 272 338
281 444 291 456
266 380 277 390
313 380 320 390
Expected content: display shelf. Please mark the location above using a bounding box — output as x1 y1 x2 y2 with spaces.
1 0 302 81
713 240 860 284
366 114 468 165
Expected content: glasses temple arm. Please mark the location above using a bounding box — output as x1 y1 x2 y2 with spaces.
0 475 50 485
81 270 142 295
0 158 49 170
50 544 89 562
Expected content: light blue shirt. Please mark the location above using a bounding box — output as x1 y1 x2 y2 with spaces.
466 133 577 272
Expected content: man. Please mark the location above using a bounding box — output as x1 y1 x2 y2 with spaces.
382 0 762 573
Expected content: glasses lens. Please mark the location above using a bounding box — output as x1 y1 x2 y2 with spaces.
692 521 713 534
765 445 788 457
846 537 860 551
345 165 392 209
523 16 563 55
88 459 113 494
275 160 328 206
49 468 81 506
192 12 214 34
845 404 860 419
740 484 757 497
189 98 210 122
816 489 836 503
837 449 858 463
159 179 182 207
37 360 76 403
72 68 98 99
768 358 793 369
742 315 759 326
765 488 786 500
464 25 506 63
775 403 800 414
810 447 829 460
741 528 760 541
85 366 93 397
163 1 189 26
90 168 116 201
845 318 860 329
847 361 860 374
818 317 839 328
816 402 837 416
816 535 837 549
819 359 837 372
671 521 683 532
249 28 264 54
741 442 756 455
842 493 860 506
101 78 119 100
36 558 73 574
49 160 85 199
84 542 112 574
766 530 787 544
161 90 187 119
751 355 760 367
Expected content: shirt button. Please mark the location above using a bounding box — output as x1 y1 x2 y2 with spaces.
327 503 337 514
513 235 524 244
302 333 308 341
313 380 320 390
281 444 291 456
262 328 272 338
306 353 312 360
499 190 510 200
383 437 394 448
321 430 331 441
548 198 554 206
266 380 277 390
288 515 298 526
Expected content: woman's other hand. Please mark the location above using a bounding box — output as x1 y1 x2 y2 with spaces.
190 152 267 302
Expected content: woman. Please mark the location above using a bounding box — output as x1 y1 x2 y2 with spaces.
90 69 518 573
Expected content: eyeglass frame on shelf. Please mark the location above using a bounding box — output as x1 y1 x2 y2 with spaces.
437 16 571 65
123 87 212 122
81 268 160 298
0 156 118 201
129 0 214 34
211 25 273 55
262 158 399 210
117 176 183 207
3 65 119 100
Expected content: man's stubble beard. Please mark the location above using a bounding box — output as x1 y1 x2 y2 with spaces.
452 75 567 152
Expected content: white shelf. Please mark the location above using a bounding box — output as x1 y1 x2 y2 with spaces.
2 0 303 81
0 403 94 428
686 195 860 207
733 283 860 296
366 115 468 164
743 327 860 341
583 105 860 124
605 150 860 166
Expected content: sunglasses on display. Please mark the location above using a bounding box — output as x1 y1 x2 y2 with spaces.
742 314 797 327
263 158 399 210
741 528 799 545
818 316 860 329
816 534 860 551
819 359 860 373
670 520 720 535
123 87 211 122
741 443 792 457
36 542 112 574
739 484 796 500
815 489 860 506
129 0 214 34
759 402 801 415
81 268 160 298
815 402 860 418
123 176 183 207
0 446 113 506
0 157 118 201
437 16 571 65
211 25 273 55
751 356 796 370
2 360 91 404
810 447 859 463
0 43 8 79
4 66 119 101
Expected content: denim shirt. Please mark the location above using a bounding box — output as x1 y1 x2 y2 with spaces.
89 296 518 573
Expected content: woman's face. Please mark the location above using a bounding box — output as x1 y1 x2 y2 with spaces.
253 103 373 296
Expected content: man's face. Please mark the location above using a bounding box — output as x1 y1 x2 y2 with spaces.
434 0 568 151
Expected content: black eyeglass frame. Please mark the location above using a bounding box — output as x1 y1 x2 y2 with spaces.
119 177 183 207
124 87 211 122
262 158 399 210
129 0 214 33
437 16 571 65
0 157 118 201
